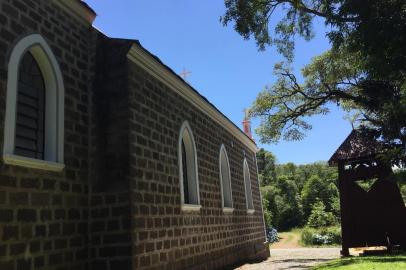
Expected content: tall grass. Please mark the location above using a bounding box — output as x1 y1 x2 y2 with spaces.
301 226 341 246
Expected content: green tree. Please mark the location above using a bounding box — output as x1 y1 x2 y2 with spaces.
307 201 337 228
261 185 280 227
261 176 304 230
222 0 406 72
275 175 304 229
330 196 341 222
260 158 340 229
262 195 273 228
394 169 406 204
401 186 406 203
222 0 406 165
301 175 338 220
256 148 277 185
278 162 297 176
296 162 337 191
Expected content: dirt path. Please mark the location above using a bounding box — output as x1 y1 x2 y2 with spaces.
233 248 341 270
271 231 302 249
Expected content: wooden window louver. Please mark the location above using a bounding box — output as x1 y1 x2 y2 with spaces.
15 52 45 159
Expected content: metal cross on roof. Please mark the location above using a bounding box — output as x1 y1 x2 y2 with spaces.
179 68 192 81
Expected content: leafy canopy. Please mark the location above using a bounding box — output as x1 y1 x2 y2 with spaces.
222 0 406 165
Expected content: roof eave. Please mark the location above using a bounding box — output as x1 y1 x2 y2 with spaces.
126 42 259 154
52 0 97 25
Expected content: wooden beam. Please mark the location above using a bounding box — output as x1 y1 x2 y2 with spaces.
338 161 350 256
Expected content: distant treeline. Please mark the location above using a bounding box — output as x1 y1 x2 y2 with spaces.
258 149 406 231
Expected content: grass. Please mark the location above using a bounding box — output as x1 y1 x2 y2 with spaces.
278 232 294 242
300 226 341 247
272 227 341 248
271 228 303 248
311 255 406 270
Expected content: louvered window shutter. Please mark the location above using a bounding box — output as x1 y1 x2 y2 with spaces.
15 52 45 159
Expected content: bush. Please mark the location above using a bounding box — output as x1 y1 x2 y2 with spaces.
401 185 406 203
307 201 337 228
266 227 279 243
301 226 341 246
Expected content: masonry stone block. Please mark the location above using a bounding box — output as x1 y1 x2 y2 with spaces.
0 1 267 269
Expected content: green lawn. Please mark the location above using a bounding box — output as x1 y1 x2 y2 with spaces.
311 255 406 270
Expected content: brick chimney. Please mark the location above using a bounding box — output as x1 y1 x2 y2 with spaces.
242 109 253 140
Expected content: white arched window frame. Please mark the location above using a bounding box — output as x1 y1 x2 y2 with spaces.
219 144 233 213
255 155 268 240
3 34 64 171
178 121 200 211
243 158 255 214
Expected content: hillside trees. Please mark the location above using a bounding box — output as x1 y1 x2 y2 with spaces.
258 148 339 230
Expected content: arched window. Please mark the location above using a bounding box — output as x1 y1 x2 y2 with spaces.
219 144 233 210
178 121 200 209
243 158 254 213
15 52 46 159
3 34 64 171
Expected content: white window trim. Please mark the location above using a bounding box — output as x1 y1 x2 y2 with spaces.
181 204 202 212
255 155 268 240
3 154 64 172
223 207 234 214
219 144 234 211
243 158 255 214
3 34 65 172
178 121 200 210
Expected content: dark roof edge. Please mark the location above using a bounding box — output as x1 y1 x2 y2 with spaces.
53 0 96 25
124 38 257 152
78 0 97 16
328 129 383 166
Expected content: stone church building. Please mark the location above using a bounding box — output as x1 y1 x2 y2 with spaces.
0 1 268 269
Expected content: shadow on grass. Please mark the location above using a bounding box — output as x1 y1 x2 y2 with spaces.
312 255 406 269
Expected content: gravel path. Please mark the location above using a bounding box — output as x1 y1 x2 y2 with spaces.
233 248 341 270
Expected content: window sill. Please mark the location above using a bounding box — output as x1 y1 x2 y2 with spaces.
223 207 234 214
247 209 255 215
3 154 65 172
181 204 201 212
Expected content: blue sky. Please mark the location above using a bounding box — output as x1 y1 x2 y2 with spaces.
85 0 352 164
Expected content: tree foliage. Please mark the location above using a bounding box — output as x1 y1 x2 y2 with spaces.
221 0 357 60
222 0 406 165
301 175 338 218
257 148 339 230
257 148 277 184
307 201 337 228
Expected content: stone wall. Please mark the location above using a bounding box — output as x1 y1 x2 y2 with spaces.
0 0 94 269
90 37 132 192
0 1 268 269
89 192 132 270
128 60 268 270
0 1 133 269
88 36 133 270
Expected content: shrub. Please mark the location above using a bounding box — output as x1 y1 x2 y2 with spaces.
301 227 315 245
266 227 279 243
401 185 406 203
307 201 337 228
301 226 341 246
